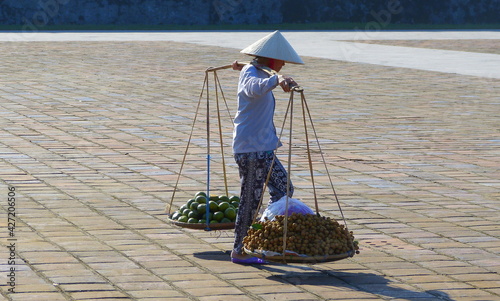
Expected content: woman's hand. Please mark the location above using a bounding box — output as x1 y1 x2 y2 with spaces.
278 75 298 92
232 60 244 71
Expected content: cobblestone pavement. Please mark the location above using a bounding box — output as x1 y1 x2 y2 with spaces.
0 33 499 301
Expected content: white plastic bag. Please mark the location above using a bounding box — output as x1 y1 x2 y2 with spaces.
260 196 314 222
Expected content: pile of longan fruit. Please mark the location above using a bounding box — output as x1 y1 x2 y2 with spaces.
243 213 359 257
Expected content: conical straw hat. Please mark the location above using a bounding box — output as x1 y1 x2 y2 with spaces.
240 30 304 64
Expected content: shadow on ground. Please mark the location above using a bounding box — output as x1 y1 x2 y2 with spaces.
193 250 231 261
193 251 452 300
267 269 453 301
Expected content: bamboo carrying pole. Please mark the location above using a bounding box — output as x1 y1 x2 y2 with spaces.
205 61 250 73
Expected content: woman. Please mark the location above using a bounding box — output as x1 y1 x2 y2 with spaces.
230 31 304 264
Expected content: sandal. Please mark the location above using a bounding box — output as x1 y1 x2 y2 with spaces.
231 257 268 264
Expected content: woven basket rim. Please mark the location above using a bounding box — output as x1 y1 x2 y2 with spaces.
244 247 354 263
168 214 235 230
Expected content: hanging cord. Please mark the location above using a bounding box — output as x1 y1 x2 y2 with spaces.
167 73 209 214
251 85 355 260
281 87 296 263
213 71 229 197
169 62 245 223
300 89 320 215
300 91 355 253
205 70 212 230
175 67 235 230
213 69 235 126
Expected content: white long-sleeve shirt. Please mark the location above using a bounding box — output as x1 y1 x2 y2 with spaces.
232 64 281 153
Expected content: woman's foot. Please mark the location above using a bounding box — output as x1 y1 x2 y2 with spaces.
230 250 268 264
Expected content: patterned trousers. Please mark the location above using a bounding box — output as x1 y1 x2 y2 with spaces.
233 151 294 254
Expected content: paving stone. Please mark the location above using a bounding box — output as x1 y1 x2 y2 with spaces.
56 283 117 292
9 293 68 301
128 289 185 298
198 295 255 301
68 290 131 299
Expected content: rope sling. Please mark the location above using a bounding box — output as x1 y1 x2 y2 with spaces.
167 65 235 230
167 63 355 262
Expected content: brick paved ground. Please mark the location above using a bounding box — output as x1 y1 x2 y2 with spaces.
0 37 499 301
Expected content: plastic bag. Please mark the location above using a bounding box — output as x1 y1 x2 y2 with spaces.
260 196 314 222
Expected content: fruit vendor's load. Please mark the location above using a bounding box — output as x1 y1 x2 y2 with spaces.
260 196 314 222
169 191 239 227
244 212 359 261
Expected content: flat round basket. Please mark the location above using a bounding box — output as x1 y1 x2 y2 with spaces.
244 247 355 263
168 214 235 230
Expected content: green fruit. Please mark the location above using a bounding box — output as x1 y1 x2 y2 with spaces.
188 210 199 219
209 195 219 201
229 195 240 202
218 195 230 202
195 194 208 203
210 220 218 224
195 191 207 198
190 201 199 211
213 211 224 222
209 201 218 212
220 217 232 223
188 218 198 223
171 211 181 220
198 219 206 224
218 201 230 212
197 203 206 214
186 198 196 208
178 215 188 223
182 209 192 217
224 207 237 221
202 212 213 220
180 204 188 211
231 201 240 208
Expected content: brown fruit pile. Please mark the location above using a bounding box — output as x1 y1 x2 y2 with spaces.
244 213 359 257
